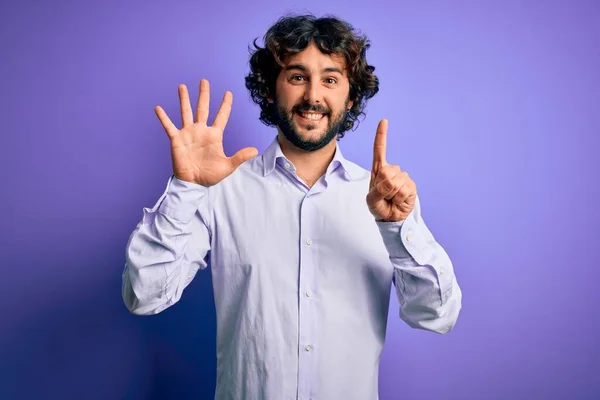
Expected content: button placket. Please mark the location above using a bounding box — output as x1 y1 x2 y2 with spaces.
297 196 316 399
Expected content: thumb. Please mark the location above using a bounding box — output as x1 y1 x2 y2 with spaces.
366 184 386 205
230 147 259 168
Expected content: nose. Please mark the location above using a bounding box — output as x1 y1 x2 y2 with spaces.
303 80 322 104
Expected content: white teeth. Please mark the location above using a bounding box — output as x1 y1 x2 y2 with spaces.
300 112 324 121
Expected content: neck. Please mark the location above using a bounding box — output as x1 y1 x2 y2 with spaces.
276 131 337 187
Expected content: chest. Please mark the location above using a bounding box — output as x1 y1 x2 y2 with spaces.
209 178 392 285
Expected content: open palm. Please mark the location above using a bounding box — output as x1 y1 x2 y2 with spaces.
155 79 258 186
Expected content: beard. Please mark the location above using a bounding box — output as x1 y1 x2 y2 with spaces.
275 97 349 152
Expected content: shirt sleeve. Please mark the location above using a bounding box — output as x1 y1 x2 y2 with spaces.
376 195 462 334
122 175 212 315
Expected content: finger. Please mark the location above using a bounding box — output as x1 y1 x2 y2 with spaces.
212 91 233 130
178 84 194 126
368 173 397 203
372 119 388 172
154 106 178 139
373 164 401 187
195 79 210 124
230 147 259 168
395 179 417 204
390 174 415 204
366 183 396 217
366 185 386 205
389 178 409 203
369 171 377 190
372 167 403 200
392 187 412 205
377 179 400 201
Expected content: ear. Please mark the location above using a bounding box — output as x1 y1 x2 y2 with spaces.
267 97 273 104
347 99 354 110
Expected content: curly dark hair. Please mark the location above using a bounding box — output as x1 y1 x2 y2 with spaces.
245 14 379 138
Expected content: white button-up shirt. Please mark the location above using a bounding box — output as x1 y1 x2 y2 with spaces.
123 136 462 400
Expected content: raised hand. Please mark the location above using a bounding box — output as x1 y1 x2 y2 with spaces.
366 119 417 222
154 79 258 186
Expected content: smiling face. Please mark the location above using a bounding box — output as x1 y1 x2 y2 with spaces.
271 42 354 152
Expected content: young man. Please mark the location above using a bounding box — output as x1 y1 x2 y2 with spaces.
122 14 462 400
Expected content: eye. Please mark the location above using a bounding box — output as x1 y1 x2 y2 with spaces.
324 77 338 85
290 75 306 82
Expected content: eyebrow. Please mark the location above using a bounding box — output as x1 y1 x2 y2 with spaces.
284 64 344 75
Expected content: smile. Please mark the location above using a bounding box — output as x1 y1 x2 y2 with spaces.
297 111 326 121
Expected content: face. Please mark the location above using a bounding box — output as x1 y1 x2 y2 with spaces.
271 42 354 152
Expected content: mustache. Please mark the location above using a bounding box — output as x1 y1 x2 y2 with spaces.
292 102 330 114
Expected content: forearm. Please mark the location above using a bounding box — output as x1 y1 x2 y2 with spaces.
387 246 462 334
122 176 211 315
377 197 462 334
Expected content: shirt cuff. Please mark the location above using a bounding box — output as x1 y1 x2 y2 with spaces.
378 216 455 304
376 220 411 259
151 175 210 222
376 216 430 262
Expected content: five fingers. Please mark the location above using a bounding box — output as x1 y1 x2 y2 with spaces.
155 79 232 138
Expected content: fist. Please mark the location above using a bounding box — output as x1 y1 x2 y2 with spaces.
366 119 417 222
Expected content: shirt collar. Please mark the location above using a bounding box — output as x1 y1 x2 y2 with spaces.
262 135 363 181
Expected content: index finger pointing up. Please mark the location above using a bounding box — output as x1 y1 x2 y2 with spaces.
372 119 388 172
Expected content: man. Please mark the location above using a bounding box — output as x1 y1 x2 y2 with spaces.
122 14 462 400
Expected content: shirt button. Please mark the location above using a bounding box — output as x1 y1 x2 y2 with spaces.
305 290 312 297
405 232 414 242
306 239 312 246
305 344 312 352
284 162 291 169
440 266 445 275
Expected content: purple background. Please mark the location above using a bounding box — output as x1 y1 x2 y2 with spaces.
1 0 598 399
